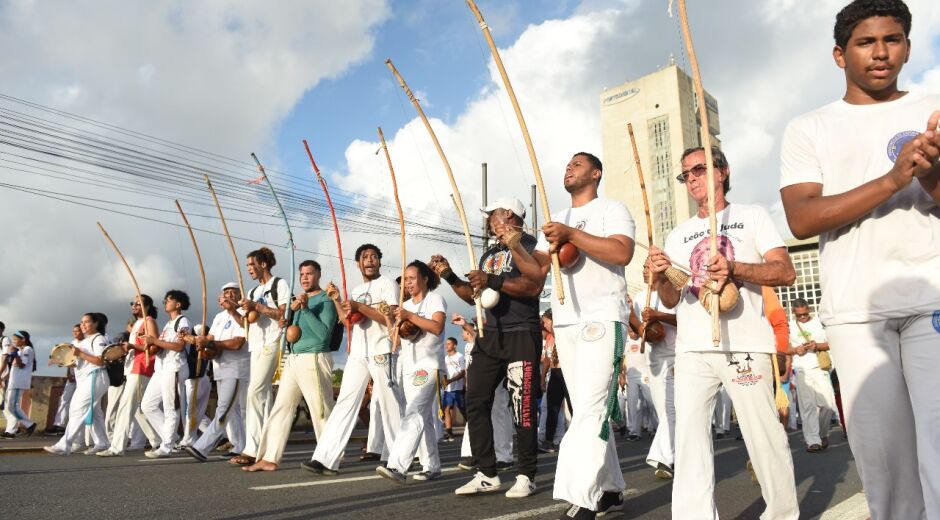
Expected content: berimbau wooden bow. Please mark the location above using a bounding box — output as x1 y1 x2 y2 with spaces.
385 58 485 336
302 140 351 354
377 127 407 350
97 222 151 369
677 0 721 347
205 174 248 333
465 0 565 305
628 123 655 354
250 153 296 381
174 200 207 432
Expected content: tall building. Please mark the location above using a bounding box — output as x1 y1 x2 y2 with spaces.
600 63 720 293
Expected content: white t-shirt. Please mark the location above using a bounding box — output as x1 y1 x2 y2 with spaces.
664 203 784 354
536 197 636 326
400 292 447 372
624 334 651 381
247 276 291 351
75 334 109 379
348 276 400 359
8 345 33 390
780 93 940 325
155 316 190 372
633 289 677 360
788 317 827 371
208 309 249 380
444 352 466 391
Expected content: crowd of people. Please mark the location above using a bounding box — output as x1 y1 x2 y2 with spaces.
1 1 938 518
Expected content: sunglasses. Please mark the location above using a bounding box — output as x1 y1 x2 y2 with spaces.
130 302 141 307
795 312 810 318
676 163 711 183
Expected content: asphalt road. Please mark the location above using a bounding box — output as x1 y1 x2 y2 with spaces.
2 426 862 519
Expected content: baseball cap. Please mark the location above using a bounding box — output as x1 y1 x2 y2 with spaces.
221 282 240 291
480 197 526 219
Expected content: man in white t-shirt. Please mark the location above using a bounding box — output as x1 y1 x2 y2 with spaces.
183 283 248 462
649 146 799 520
509 152 636 518
229 247 290 466
786 299 836 453
442 337 466 442
779 3 940 517
622 327 654 441
302 243 404 475
629 269 678 480
3 331 36 436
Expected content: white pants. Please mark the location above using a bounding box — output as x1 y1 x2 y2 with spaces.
647 355 675 468
244 343 278 457
794 367 836 447
311 353 403 470
553 322 626 511
106 384 124 437
713 385 732 433
54 370 109 453
141 366 188 452
54 380 76 427
387 366 441 474
366 390 386 457
109 374 158 454
255 353 335 464
461 381 514 462
827 314 940 520
193 377 246 456
4 387 34 432
672 351 798 520
182 375 211 445
626 378 655 435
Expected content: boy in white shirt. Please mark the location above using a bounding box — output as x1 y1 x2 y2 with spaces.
786 299 836 453
779 2 940 517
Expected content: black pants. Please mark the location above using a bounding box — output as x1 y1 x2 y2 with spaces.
545 368 571 444
466 328 541 479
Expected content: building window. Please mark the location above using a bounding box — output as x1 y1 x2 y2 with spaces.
648 115 674 245
775 249 822 315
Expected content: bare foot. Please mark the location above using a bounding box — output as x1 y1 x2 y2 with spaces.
243 460 278 472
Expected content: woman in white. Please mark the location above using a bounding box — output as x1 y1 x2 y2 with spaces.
45 313 111 455
2 331 36 437
376 260 446 483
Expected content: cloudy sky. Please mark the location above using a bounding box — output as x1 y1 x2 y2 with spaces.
1 0 938 373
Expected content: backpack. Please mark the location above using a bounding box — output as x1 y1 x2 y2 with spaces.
178 317 209 380
248 277 282 318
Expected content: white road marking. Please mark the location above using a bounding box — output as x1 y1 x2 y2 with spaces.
250 466 462 490
818 492 870 520
480 504 569 520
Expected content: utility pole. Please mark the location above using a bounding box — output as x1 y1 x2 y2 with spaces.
481 163 489 249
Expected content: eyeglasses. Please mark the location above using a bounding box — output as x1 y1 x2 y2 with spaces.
676 163 710 183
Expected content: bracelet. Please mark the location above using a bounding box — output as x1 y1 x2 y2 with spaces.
444 271 460 285
486 274 504 291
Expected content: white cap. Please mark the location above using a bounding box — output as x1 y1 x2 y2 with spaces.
221 282 240 291
480 197 526 219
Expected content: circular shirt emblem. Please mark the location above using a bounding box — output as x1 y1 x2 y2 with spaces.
932 310 940 334
887 130 919 163
373 354 388 366
412 369 429 386
580 322 606 342
575 220 587 230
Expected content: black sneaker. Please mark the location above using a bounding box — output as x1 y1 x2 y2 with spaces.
376 466 407 485
301 460 338 476
183 445 208 463
25 424 37 437
0 432 15 439
625 434 641 442
654 463 674 480
596 491 624 516
495 461 514 472
538 441 557 453
458 457 478 471
715 432 726 439
559 504 596 519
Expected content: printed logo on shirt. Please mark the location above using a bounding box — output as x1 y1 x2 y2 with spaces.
356 293 373 305
730 353 763 386
932 311 940 334
688 235 744 299
482 249 514 274
372 354 388 366
506 361 534 428
575 220 586 230
580 322 606 342
412 369 429 386
887 130 919 163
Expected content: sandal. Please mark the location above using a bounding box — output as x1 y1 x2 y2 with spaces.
229 455 255 466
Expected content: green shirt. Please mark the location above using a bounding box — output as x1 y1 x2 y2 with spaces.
291 291 338 354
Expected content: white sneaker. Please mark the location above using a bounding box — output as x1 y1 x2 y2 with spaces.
145 448 171 459
505 475 535 498
43 445 68 456
83 446 107 455
96 449 123 457
455 472 502 495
